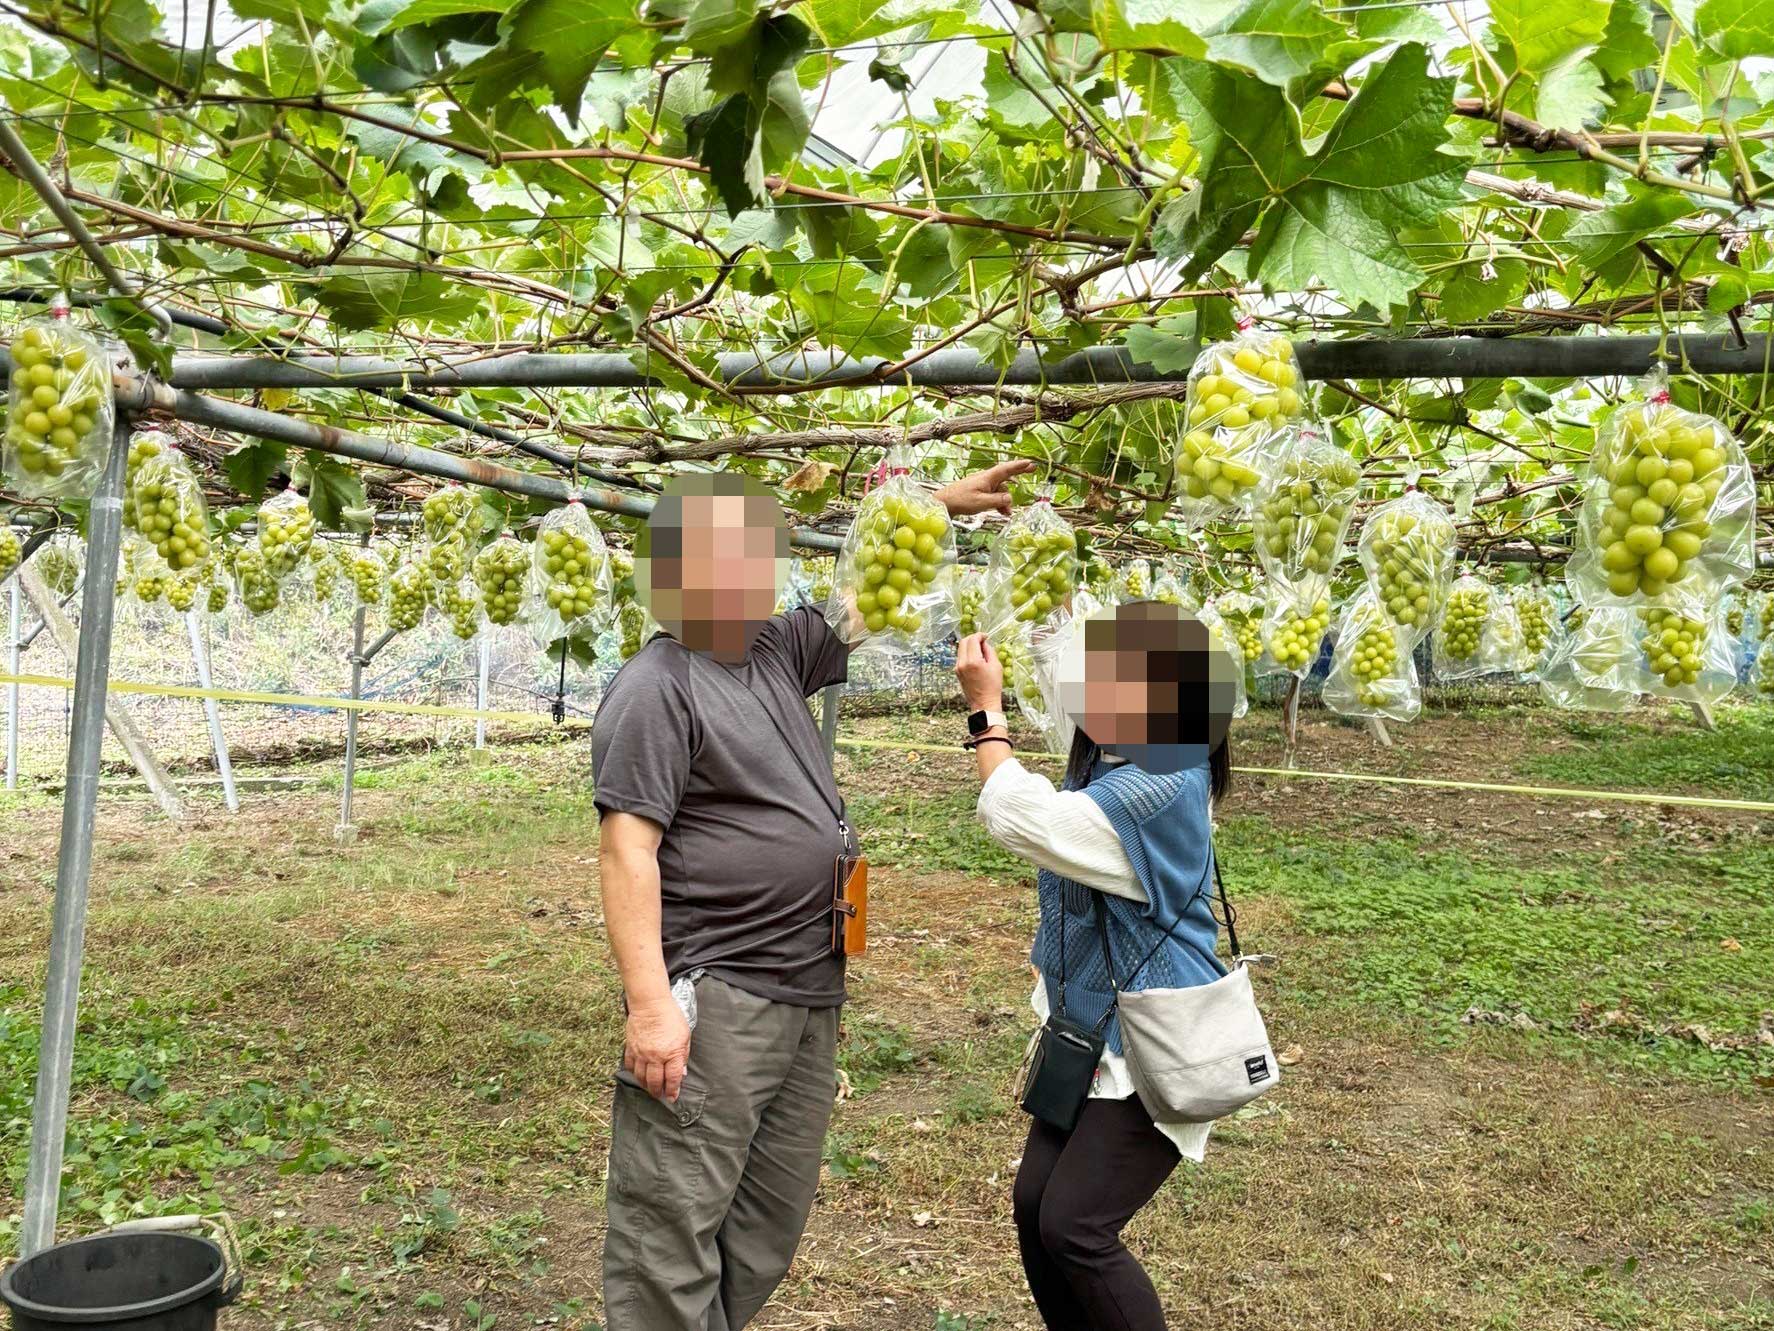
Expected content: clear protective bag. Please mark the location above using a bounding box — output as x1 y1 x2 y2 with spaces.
826 451 958 649
1754 637 1774 701
1113 558 1152 603
1178 321 1306 519
202 562 229 615
4 295 115 500
1358 491 1457 636
1761 591 1774 645
257 489 315 580
1511 584 1562 677
122 437 212 579
1434 574 1509 680
1196 600 1250 720
1565 371 1757 613
527 499 613 647
1629 606 1736 707
121 532 170 608
0 526 20 584
440 575 484 641
955 564 987 638
1323 589 1421 723
1538 608 1639 712
473 536 529 626
1252 427 1361 584
33 535 82 598
421 483 482 590
983 490 1078 636
1213 589 1267 675
1261 579 1333 676
343 545 387 607
615 598 656 661
1149 562 1196 611
387 560 430 633
775 556 815 613
165 568 202 613
230 541 282 615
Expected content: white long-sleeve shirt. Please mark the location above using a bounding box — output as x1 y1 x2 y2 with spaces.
977 757 1212 1162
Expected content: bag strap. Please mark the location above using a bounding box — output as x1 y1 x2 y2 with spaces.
1095 848 1234 1000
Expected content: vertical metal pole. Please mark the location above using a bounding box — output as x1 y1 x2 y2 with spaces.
20 413 130 1258
338 595 368 837
6 569 19 790
475 634 489 750
820 682 840 772
185 610 237 812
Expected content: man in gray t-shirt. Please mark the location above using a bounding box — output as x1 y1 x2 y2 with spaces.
594 463 1027 1331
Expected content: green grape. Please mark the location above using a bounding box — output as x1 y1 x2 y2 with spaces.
37 542 79 596
388 563 428 632
1725 599 1744 637
310 543 339 602
1567 606 1587 632
122 431 166 504
955 577 985 638
4 321 107 487
421 486 478 586
206 571 228 614
609 547 636 598
849 488 950 637
132 570 167 605
126 459 212 576
808 565 834 606
618 599 649 660
1349 619 1401 707
1179 429 1267 508
1116 560 1151 601
1220 607 1263 667
1761 596 1774 641
540 524 606 622
474 537 528 625
0 527 19 582
1186 335 1303 433
257 493 315 578
1001 518 1075 626
232 544 281 614
1365 504 1453 630
345 548 386 605
1266 596 1330 672
440 579 482 640
1637 608 1706 688
1151 569 1190 609
1590 402 1730 600
1757 641 1774 697
1440 585 1490 661
1254 444 1360 578
993 632 1038 701
1516 590 1555 659
166 573 198 612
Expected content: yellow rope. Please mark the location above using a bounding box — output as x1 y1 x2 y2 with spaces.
831 735 1774 815
0 673 545 724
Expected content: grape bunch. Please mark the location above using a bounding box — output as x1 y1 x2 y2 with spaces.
1150 568 1191 610
345 548 386 605
422 486 479 585
1761 595 1774 642
808 562 834 608
1591 402 1732 599
1725 598 1745 638
1266 596 1330 672
1757 641 1774 698
474 537 528 625
999 520 1075 626
126 461 212 576
1637 608 1706 688
955 575 985 638
849 491 951 637
4 321 107 489
131 567 168 605
1440 584 1490 661
993 632 1039 702
388 563 428 632
124 430 166 486
539 524 606 622
1220 605 1264 667
1515 589 1555 660
440 579 482 640
1348 619 1401 707
1187 334 1303 434
232 544 281 614
1116 560 1151 602
0 527 19 583
166 574 198 612
205 569 228 614
1254 443 1360 578
310 543 339 602
1365 503 1453 630
257 493 315 578
617 599 649 661
37 542 79 596
1179 432 1266 509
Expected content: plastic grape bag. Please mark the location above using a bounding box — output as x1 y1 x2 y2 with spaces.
827 454 957 649
0 526 20 583
165 568 201 613
33 535 82 598
1724 590 1747 640
1213 589 1266 675
1252 428 1361 585
954 564 986 637
1149 562 1196 610
1433 574 1511 680
1538 608 1639 712
1023 588 1111 756
473 536 528 626
1754 637 1774 701
1323 590 1421 723
1112 558 1151 603
1629 607 1736 707
1178 322 1306 519
122 438 212 580
257 489 315 580
3 295 115 500
775 556 815 613
309 542 339 603
983 491 1078 636
202 562 228 615
439 575 483 641
342 545 387 607
615 598 656 661
230 542 281 615
1358 491 1457 639
1565 371 1756 614
807 559 835 609
1262 580 1333 676
387 560 429 633
121 532 170 609
1511 584 1562 677
527 499 613 647
1197 601 1250 720
421 483 481 590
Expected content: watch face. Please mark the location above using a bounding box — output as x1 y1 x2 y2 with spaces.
968 710 989 735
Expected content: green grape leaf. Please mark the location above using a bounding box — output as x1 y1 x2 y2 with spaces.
1437 257 1528 324
1486 0 1610 79
1090 0 1207 55
1693 0 1774 58
1593 0 1659 79
1121 316 1200 373
1561 187 1698 269
802 0 951 47
868 56 912 91
685 94 768 215
495 0 637 122
1203 0 1372 108
297 271 485 331
223 440 290 501
1534 54 1605 130
293 453 368 530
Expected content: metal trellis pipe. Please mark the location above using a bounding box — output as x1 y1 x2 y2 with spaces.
19 412 131 1258
185 610 237 813
159 334 1774 392
5 571 17 790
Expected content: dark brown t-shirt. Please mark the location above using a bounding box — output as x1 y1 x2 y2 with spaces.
591 607 852 1008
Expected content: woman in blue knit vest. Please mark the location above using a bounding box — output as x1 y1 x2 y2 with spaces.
954 605 1234 1331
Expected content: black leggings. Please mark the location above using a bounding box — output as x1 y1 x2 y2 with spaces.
1013 1095 1182 1331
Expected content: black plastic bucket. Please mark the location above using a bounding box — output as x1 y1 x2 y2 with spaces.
0 1232 238 1331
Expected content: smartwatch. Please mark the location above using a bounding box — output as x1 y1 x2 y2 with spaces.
967 709 1009 737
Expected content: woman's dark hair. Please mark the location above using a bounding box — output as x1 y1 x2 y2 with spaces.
1063 728 1231 803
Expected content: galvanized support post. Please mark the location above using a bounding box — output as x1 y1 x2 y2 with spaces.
6 568 18 790
336 563 370 844
820 682 841 772
19 412 130 1258
185 610 237 812
475 634 490 751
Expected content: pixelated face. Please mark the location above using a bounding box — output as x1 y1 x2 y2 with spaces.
636 474 790 663
1056 601 1237 775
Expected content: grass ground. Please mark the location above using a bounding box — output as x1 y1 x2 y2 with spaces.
1 696 1772 1330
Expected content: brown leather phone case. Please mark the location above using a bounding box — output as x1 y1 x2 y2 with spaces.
833 855 868 956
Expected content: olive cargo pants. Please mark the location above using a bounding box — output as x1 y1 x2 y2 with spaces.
603 975 839 1331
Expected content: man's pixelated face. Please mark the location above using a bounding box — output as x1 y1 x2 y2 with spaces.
1056 602 1236 774
636 474 790 663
